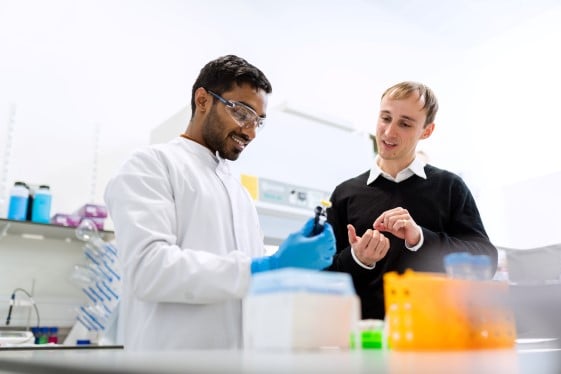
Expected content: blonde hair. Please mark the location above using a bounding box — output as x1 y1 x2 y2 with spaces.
381 81 439 126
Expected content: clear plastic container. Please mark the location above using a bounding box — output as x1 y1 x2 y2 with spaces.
443 253 493 280
472 255 493 280
443 252 474 279
244 269 360 350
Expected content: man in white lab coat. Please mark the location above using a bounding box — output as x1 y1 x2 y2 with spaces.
104 55 335 351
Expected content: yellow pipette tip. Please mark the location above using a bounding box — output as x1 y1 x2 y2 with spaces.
320 199 332 208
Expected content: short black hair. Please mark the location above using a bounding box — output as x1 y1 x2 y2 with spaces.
190 55 272 116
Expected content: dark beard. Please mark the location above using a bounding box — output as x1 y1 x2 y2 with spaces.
201 106 242 161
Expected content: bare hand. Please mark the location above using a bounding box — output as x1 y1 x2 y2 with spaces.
347 224 390 267
373 207 421 247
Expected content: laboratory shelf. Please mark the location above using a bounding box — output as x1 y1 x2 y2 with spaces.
0 344 124 351
0 218 114 242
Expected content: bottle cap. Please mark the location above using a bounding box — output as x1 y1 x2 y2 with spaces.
472 255 491 266
443 252 471 267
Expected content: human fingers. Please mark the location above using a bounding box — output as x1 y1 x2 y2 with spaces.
352 229 374 256
320 223 336 255
389 213 417 232
390 216 410 231
373 213 384 230
375 212 399 232
381 208 408 229
300 217 317 236
352 230 387 266
347 224 358 246
366 230 390 257
374 207 404 231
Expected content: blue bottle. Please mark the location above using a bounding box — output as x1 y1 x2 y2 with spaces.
31 185 52 224
7 181 29 221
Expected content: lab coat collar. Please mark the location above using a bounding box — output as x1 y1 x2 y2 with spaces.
215 151 231 175
174 137 232 175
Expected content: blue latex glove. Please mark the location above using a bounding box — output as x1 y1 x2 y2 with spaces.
251 217 336 274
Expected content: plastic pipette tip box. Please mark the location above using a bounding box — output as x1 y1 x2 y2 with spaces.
248 268 356 296
244 269 360 350
75 204 108 218
383 270 516 350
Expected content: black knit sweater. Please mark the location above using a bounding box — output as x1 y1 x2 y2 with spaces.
325 164 497 319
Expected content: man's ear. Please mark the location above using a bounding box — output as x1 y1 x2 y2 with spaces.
421 122 435 139
194 87 209 113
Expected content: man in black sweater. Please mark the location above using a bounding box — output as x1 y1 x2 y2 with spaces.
325 81 497 320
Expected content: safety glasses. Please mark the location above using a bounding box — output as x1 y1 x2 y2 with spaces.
206 89 265 131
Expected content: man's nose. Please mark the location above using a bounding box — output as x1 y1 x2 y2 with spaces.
384 121 398 136
242 126 257 141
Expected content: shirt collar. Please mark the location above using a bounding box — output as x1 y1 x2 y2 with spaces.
367 156 427 184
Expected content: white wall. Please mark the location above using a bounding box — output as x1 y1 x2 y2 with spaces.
1 0 561 247
426 5 561 247
502 171 561 248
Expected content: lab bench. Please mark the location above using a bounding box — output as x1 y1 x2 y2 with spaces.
0 342 560 374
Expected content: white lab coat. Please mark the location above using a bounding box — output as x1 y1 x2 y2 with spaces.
104 137 265 351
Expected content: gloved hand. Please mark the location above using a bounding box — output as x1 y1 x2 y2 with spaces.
251 217 336 274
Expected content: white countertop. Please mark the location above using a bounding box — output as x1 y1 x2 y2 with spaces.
0 341 560 374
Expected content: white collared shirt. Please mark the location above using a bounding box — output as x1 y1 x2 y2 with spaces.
367 156 427 184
